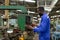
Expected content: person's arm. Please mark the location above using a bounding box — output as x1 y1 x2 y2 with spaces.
33 17 47 33
25 25 34 29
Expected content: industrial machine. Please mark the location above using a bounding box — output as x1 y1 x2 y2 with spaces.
0 5 34 40
0 5 27 30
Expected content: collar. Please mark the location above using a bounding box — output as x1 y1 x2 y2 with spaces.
41 12 46 17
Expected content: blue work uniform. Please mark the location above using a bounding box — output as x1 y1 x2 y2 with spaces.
33 12 50 40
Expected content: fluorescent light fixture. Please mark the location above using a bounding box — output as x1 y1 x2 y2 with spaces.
49 0 58 12
44 0 58 12
51 0 58 8
7 31 13 33
17 10 35 13
56 10 60 13
7 29 13 33
51 15 60 18
44 7 52 11
17 10 22 12
18 0 35 3
25 0 35 3
51 15 57 18
34 20 37 21
28 11 35 13
33 17 37 18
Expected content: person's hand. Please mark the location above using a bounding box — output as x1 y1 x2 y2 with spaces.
31 23 37 27
25 25 34 29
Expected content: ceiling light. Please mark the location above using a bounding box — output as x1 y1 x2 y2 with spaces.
51 0 58 8
7 31 13 33
28 11 35 13
33 17 37 18
51 15 57 18
56 10 60 13
17 10 22 12
25 0 35 3
34 20 37 21
18 0 35 3
44 7 52 11
17 10 35 13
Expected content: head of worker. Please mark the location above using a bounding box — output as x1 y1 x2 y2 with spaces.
37 7 44 17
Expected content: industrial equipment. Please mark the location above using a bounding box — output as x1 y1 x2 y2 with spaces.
0 5 29 40
0 5 27 30
52 18 60 40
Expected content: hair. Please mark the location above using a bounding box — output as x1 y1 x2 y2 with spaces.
38 7 44 11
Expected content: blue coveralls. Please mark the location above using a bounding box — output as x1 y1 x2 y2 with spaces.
33 13 50 40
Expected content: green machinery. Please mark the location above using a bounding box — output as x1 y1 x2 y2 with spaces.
0 5 27 31
17 14 27 31
0 5 27 13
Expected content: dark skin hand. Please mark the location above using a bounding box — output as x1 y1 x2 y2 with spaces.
25 25 34 29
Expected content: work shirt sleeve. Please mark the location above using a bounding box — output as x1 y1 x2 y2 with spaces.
33 17 48 33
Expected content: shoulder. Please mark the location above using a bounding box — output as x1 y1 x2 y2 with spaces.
46 14 49 19
42 14 49 19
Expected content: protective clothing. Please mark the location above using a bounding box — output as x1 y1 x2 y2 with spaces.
33 13 50 40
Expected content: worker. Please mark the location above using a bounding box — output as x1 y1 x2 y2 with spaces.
26 7 50 40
